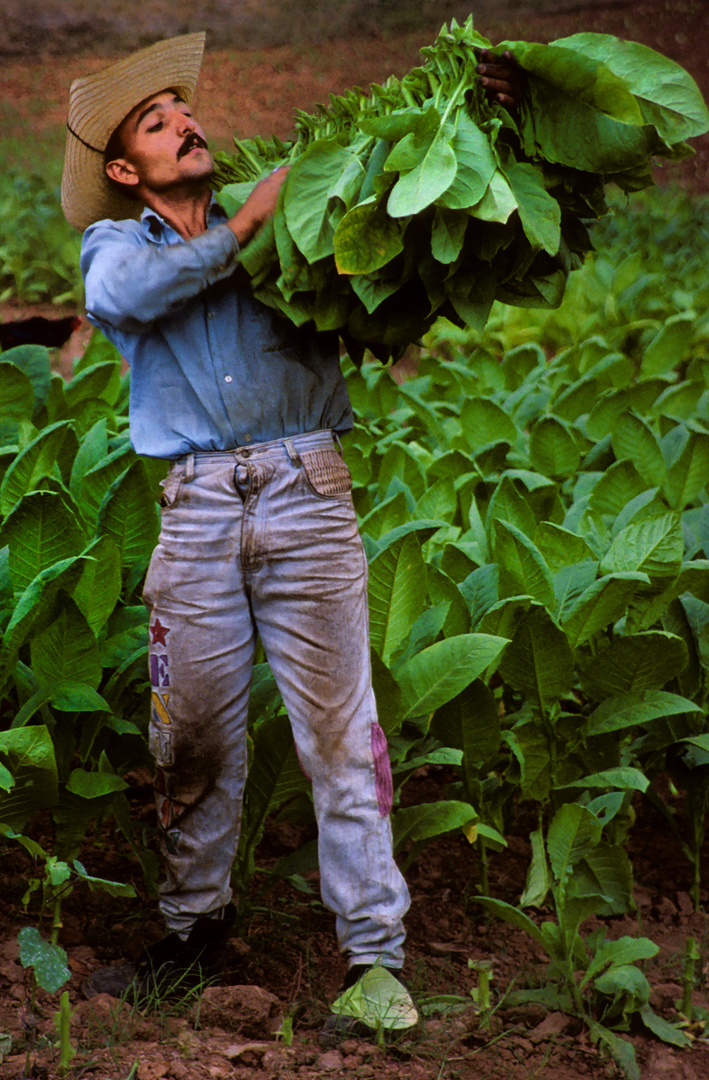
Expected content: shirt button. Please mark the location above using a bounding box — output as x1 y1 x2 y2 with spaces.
224 375 233 384
243 435 252 444
207 311 215 319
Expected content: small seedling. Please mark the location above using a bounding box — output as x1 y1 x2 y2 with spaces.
469 959 493 1028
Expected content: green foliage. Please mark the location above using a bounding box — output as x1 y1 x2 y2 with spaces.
1 179 708 1075
0 332 159 866
212 18 707 363
0 174 82 306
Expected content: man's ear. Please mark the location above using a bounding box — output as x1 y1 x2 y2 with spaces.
105 158 140 188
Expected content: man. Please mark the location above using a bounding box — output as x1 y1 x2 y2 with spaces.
62 32 522 1043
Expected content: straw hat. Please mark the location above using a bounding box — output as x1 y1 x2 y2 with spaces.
61 32 206 231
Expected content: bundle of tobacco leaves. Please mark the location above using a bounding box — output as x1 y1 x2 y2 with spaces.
212 17 708 364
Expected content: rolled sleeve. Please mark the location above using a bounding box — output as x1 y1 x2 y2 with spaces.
81 218 240 332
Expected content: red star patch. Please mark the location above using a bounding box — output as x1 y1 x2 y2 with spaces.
150 618 171 647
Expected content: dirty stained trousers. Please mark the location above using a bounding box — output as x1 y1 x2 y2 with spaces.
142 428 410 967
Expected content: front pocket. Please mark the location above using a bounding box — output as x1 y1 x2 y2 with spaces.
159 466 185 509
300 447 352 497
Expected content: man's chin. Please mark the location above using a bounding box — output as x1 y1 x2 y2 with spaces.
178 156 214 183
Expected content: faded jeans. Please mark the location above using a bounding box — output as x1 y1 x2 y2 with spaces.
142 429 409 967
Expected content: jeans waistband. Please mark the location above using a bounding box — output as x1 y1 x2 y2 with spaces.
173 429 340 479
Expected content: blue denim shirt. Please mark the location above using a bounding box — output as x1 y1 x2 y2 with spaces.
81 201 353 459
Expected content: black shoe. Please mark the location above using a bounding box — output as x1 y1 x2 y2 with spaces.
319 964 420 1047
82 904 236 1002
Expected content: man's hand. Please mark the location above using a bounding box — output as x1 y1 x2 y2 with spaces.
477 49 526 109
228 166 290 246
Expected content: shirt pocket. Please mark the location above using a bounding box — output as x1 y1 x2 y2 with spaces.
300 447 352 498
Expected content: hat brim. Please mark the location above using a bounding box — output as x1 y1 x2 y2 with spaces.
62 32 206 231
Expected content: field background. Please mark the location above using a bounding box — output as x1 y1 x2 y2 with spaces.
2 0 707 189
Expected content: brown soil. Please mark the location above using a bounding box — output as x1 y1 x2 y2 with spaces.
2 3 709 1079
2 775 709 1080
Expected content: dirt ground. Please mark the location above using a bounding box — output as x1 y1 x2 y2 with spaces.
1 2 709 1079
2 775 709 1080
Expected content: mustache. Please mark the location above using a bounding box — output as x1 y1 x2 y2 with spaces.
177 133 209 160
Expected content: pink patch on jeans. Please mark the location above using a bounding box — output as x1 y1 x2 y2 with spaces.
371 722 393 817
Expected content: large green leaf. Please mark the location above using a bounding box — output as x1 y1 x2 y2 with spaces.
431 679 501 772
499 606 573 711
529 415 580 478
71 535 122 635
600 513 683 580
460 397 518 453
509 42 660 173
392 800 475 853
387 123 458 218
561 572 648 647
30 597 102 690
368 533 427 664
413 477 457 523
96 460 160 571
505 717 551 803
555 32 709 142
610 412 665 487
334 195 405 275
0 361 34 424
359 491 409 541
68 418 109 495
558 767 648 793
66 769 128 799
0 421 75 516
284 140 352 262
581 935 658 989
0 491 86 592
501 161 561 256
586 690 702 736
0 345 52 416
493 520 555 609
535 523 595 572
580 631 688 700
554 560 599 623
485 475 536 545
520 825 552 907
65 361 121 409
475 895 547 948
76 443 135 524
397 633 508 719
439 113 497 210
431 207 467 265
547 802 603 887
573 843 634 916
18 927 71 993
587 459 646 519
0 726 58 829
662 430 709 510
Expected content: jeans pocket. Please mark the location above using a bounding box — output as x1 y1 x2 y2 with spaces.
300 447 352 498
159 465 185 509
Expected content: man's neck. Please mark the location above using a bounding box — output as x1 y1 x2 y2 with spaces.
141 184 212 240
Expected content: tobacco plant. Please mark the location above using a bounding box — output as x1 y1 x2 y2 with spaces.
212 18 708 362
1 184 708 1077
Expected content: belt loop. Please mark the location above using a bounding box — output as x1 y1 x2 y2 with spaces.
284 438 302 468
332 430 343 455
183 453 195 482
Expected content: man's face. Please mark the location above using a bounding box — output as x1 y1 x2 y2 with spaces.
107 90 212 194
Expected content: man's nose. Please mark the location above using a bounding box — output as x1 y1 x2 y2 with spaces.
176 113 196 136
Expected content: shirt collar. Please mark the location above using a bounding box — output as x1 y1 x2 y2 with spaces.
140 195 227 242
